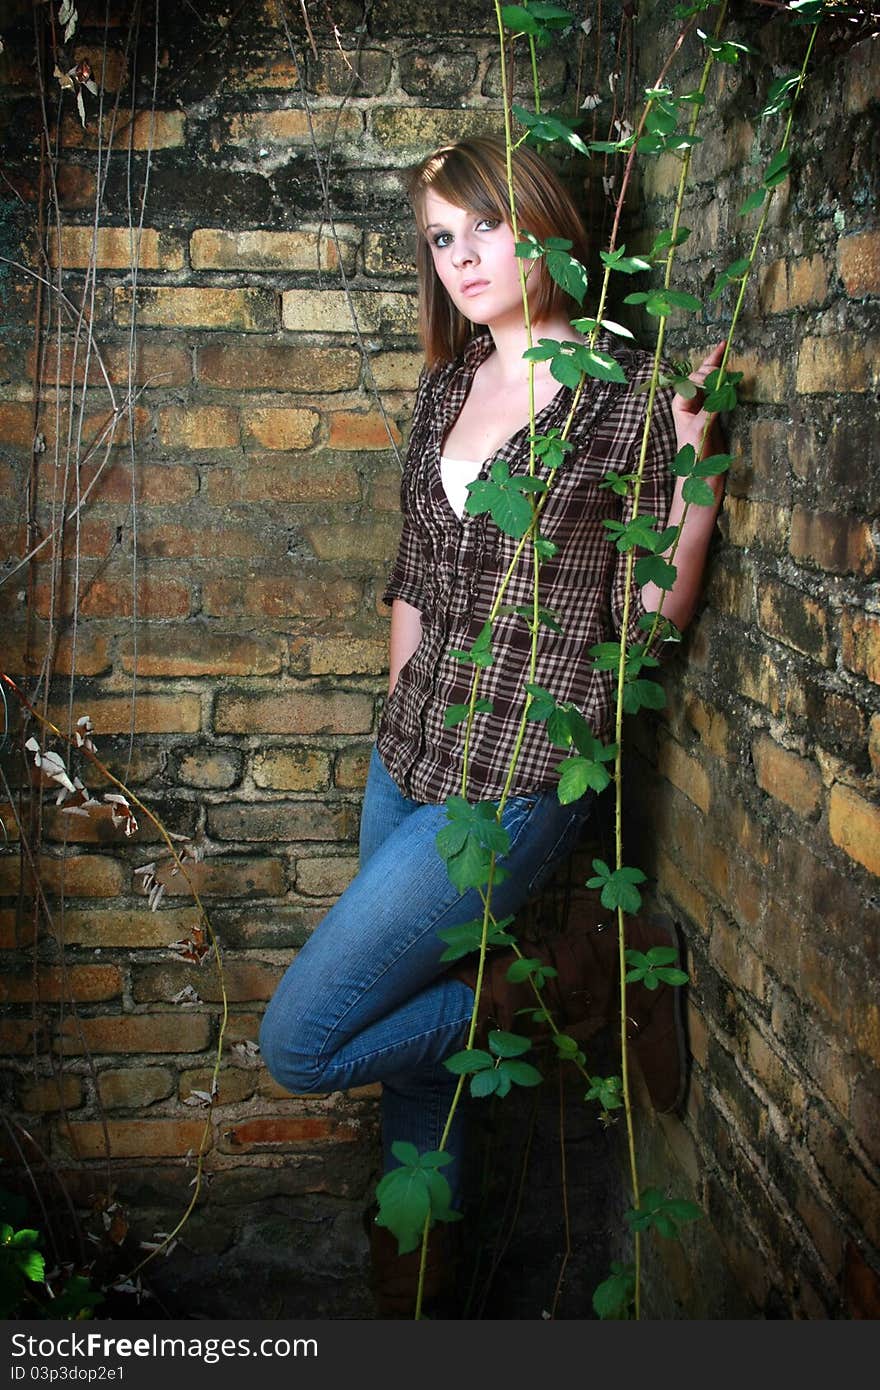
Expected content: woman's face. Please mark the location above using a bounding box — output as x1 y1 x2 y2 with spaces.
421 191 530 331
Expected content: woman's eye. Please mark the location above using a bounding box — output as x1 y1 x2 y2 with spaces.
477 218 500 231
432 232 452 249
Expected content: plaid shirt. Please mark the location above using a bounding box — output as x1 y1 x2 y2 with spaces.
377 331 676 804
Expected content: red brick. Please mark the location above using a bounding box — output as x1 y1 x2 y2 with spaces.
120 629 283 677
197 345 360 392
78 460 199 505
758 254 828 313
136 524 265 561
227 108 362 145
655 850 710 934
2 854 126 898
303 519 401 563
796 335 879 394
61 110 185 150
2 518 116 562
64 1119 209 1160
790 508 877 577
0 964 122 1004
242 407 319 451
180 1068 256 1106
657 733 711 814
56 165 97 208
157 406 239 450
845 1241 880 1319
33 574 192 621
201 576 360 621
214 687 373 735
709 913 765 1000
57 1013 212 1056
752 735 822 819
221 1115 359 1152
205 459 359 505
0 910 37 950
327 411 402 451
0 1019 47 1055
48 226 185 271
33 404 151 452
840 611 880 685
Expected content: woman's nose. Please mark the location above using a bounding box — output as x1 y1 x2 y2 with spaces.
451 239 477 268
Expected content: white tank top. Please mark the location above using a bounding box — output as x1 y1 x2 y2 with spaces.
440 455 483 519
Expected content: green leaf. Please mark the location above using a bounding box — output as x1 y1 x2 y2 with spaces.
530 428 573 470
635 553 676 589
449 619 494 668
375 1148 460 1253
502 1058 544 1087
600 246 650 274
513 106 589 156
470 1068 501 1098
389 1140 421 1167
505 956 558 986
573 345 628 384
671 443 697 476
435 796 510 892
557 754 611 803
622 678 666 714
466 459 536 538
760 73 801 118
554 1033 582 1057
588 640 622 671
599 470 636 497
545 247 589 305
593 1263 635 1319
444 1048 493 1074
501 4 542 35
625 1187 702 1238
739 187 766 217
16 1249 45 1283
682 476 716 507
533 535 558 560
586 863 646 913
585 1073 624 1112
762 148 791 189
703 381 738 412
489 1030 532 1058
549 352 585 390
525 682 558 722
648 226 691 259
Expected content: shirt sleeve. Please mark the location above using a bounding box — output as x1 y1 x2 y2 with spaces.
381 364 435 611
610 383 677 649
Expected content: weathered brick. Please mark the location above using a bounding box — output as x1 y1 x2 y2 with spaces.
758 254 828 313
334 745 372 790
303 519 400 563
98 1067 176 1108
57 1013 212 1056
1 964 123 1004
227 108 362 146
790 507 877 577
120 629 282 678
752 735 822 820
117 287 276 332
870 715 880 778
369 106 504 160
828 784 880 877
3 854 126 899
18 1075 84 1113
48 226 185 271
280 289 416 335
296 856 358 897
206 457 358 504
56 165 98 208
251 748 332 791
398 49 477 99
807 1108 880 1248
657 734 710 814
757 579 833 666
796 335 879 394
0 1019 47 1055
33 574 191 622
48 695 201 736
305 47 392 97
206 801 357 843
142 858 287 900
191 227 358 273
308 636 387 676
180 1067 256 1105
220 1115 359 1152
157 405 239 450
708 915 765 1000
720 496 789 551
366 351 422 392
845 37 880 112
64 1119 209 1159
132 960 283 1003
729 350 788 404
242 406 319 451
845 1242 880 1319
202 575 361 621
327 411 402 451
175 748 244 790
78 460 199 505
197 345 360 392
840 610 880 685
363 232 418 277
838 230 880 298
57 907 198 949
214 687 373 735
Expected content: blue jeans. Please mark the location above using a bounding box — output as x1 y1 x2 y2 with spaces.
259 745 595 1198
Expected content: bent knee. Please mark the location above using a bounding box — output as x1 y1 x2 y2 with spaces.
258 1007 330 1095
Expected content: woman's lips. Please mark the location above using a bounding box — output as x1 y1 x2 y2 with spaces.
460 279 489 296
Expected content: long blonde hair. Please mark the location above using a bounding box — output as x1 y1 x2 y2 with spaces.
408 136 590 366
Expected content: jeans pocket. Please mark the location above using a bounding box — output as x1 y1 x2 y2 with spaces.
498 793 538 852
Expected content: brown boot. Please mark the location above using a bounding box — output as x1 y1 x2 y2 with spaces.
366 1211 461 1319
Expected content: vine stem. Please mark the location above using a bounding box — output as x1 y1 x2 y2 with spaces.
0 671 228 1277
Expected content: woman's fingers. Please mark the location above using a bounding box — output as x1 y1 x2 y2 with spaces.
674 340 727 416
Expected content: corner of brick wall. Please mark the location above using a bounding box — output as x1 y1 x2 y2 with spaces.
628 11 880 1319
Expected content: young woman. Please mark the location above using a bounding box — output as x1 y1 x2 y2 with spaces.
259 137 725 1315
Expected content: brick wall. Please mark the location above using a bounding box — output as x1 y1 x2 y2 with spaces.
0 0 877 1319
626 8 880 1319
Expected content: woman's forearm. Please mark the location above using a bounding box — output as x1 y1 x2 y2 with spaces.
388 598 423 695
